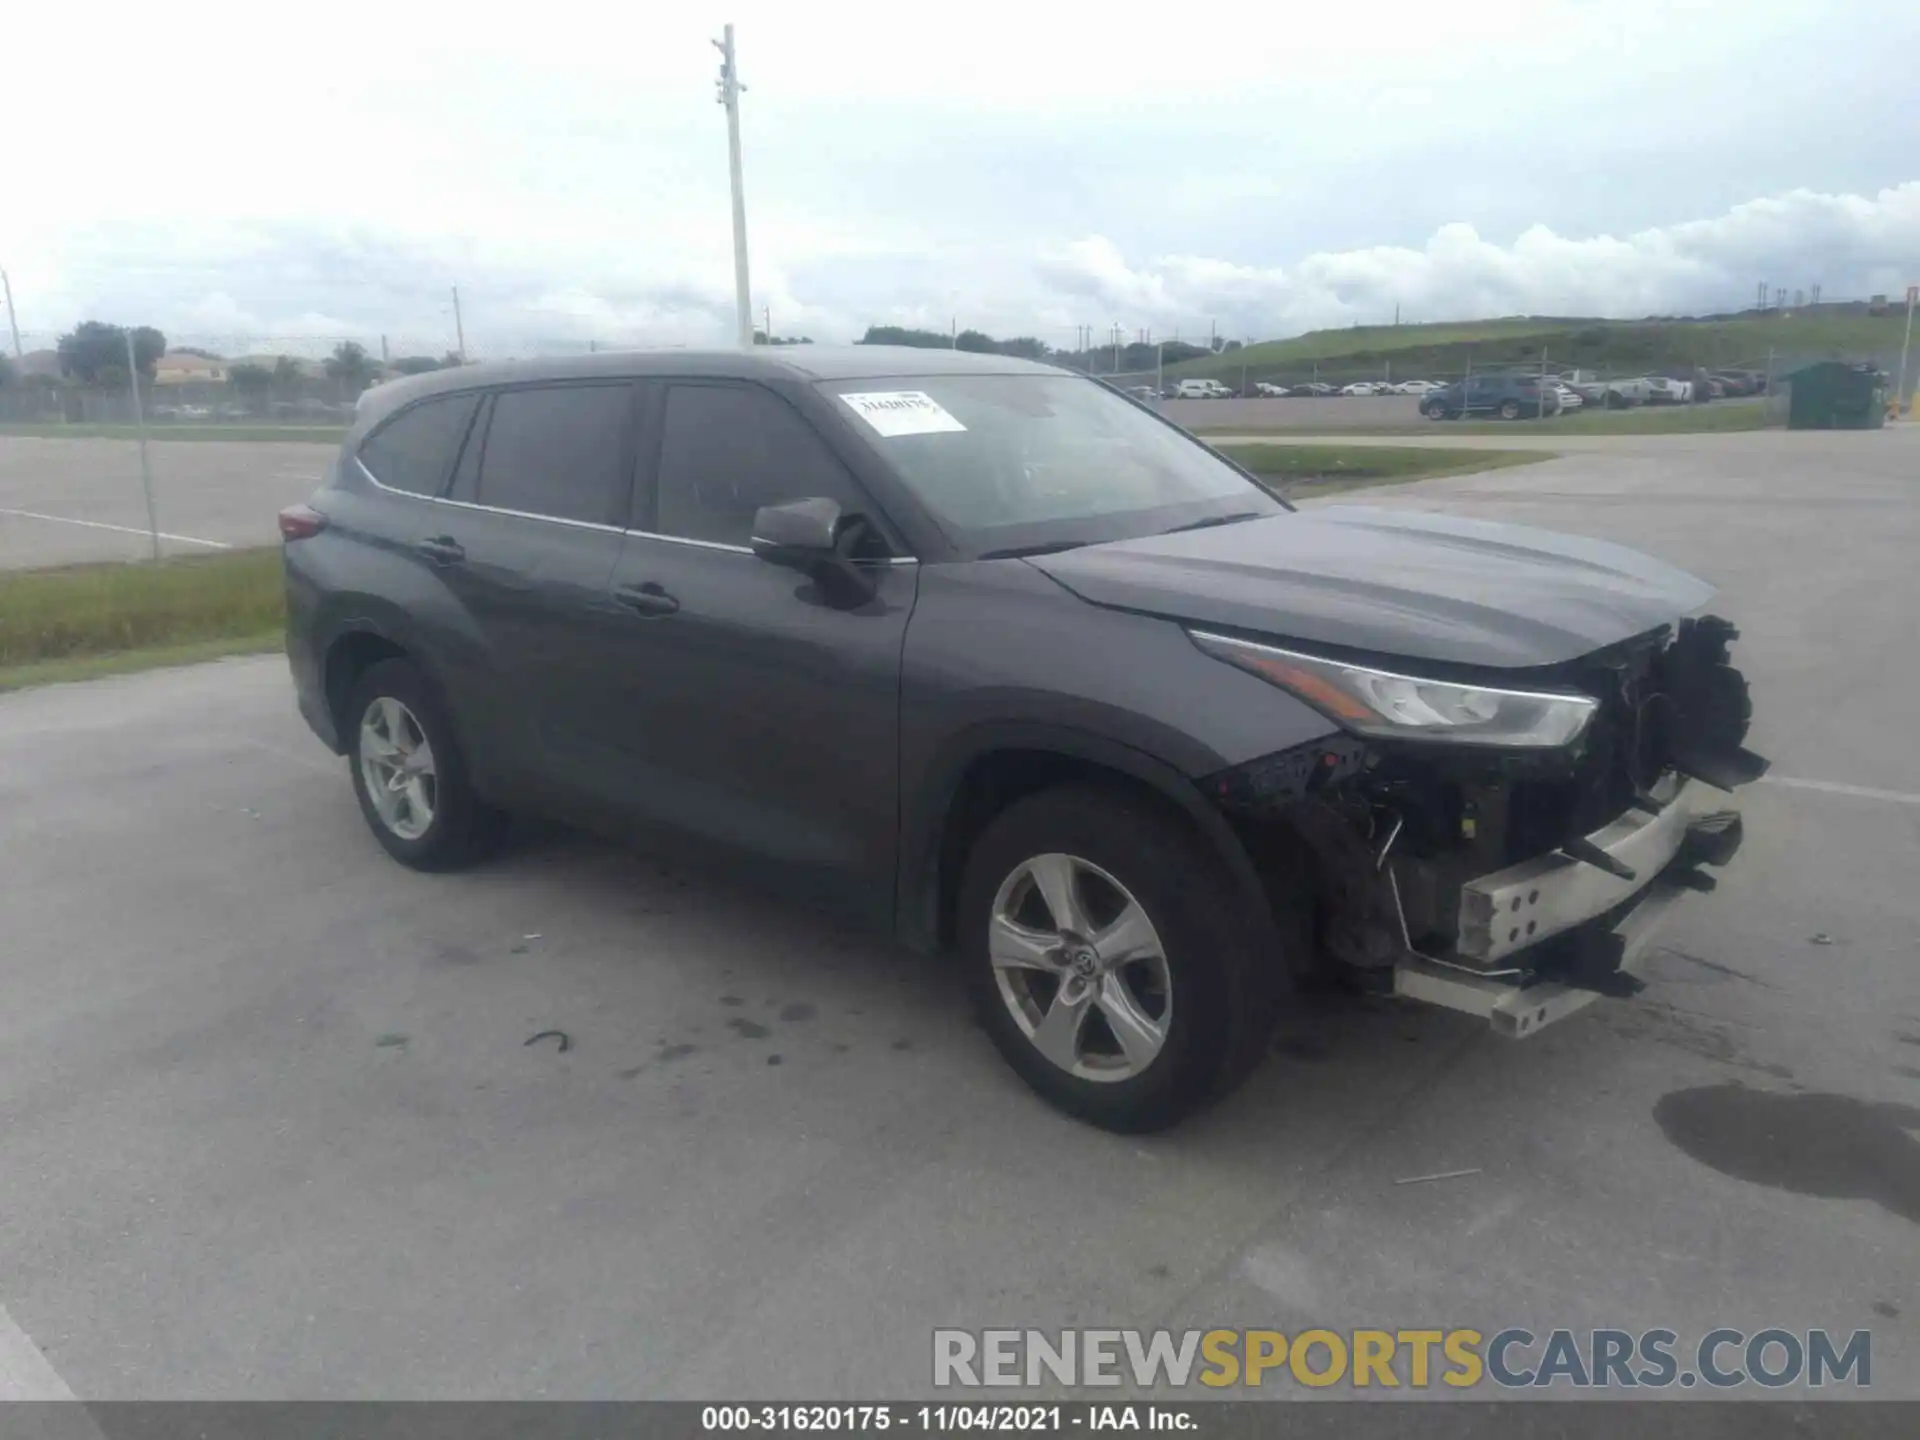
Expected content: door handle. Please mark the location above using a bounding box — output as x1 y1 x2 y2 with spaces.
614 582 680 617
415 535 466 566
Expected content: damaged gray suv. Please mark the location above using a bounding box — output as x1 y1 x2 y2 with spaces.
282 347 1764 1131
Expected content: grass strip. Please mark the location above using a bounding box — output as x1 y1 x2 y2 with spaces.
1215 443 1552 496
0 548 286 691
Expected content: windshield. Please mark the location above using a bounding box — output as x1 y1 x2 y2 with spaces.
818 373 1283 556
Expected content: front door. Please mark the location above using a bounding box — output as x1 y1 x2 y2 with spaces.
593 380 918 923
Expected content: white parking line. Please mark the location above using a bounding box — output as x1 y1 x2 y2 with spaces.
1763 775 1920 806
0 507 231 550
0 1297 75 1401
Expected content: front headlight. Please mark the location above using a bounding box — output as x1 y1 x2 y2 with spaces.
1189 630 1597 749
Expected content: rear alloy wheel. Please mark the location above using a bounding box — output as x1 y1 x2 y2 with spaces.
1424 402 1448 420
959 787 1287 1131
346 658 502 870
1499 399 1522 420
359 696 438 841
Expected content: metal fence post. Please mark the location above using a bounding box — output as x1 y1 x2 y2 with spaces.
1896 286 1916 417
125 330 161 561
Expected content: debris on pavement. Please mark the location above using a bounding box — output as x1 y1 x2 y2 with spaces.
524 1029 572 1053
1809 933 1834 946
1393 1167 1482 1187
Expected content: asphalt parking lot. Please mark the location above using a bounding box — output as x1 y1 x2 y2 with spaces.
3 426 1918 1403
0 438 330 568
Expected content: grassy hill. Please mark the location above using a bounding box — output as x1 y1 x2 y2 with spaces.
1168 305 1914 384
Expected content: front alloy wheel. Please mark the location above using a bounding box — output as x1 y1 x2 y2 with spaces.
989 853 1171 1082
958 786 1290 1131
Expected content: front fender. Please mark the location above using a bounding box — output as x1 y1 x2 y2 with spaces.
894 561 1339 953
894 717 1283 956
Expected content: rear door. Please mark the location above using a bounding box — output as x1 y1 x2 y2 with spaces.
590 379 918 922
423 380 639 806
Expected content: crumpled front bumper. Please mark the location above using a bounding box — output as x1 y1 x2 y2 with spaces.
1393 777 1742 1036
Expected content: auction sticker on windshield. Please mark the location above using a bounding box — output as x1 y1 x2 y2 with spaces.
840 391 968 437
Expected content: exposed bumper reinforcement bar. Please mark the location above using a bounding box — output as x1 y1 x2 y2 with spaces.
1394 879 1687 1037
1456 777 1726 963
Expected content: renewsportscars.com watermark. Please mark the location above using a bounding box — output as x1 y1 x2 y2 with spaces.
933 1327 1873 1391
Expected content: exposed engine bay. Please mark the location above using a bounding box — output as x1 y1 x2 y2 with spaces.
1208 616 1767 1017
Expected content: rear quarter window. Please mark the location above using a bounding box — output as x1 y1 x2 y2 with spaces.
356 392 480 496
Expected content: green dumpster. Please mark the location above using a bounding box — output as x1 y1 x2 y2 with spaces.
1785 361 1888 430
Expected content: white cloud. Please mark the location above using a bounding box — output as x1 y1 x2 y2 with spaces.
6 2 1917 353
1034 184 1920 340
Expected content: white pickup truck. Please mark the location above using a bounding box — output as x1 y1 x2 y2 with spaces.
1560 371 1654 408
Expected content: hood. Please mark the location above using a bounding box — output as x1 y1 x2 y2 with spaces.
1026 505 1715 669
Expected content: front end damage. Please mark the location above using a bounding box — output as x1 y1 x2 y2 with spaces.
1207 616 1767 1034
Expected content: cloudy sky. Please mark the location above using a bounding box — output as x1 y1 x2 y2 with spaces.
7 0 1918 357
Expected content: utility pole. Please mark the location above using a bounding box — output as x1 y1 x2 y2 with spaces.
380 334 390 365
714 23 753 349
1539 347 1549 419
763 304 771 344
1 268 20 358
451 286 467 362
1156 341 1164 397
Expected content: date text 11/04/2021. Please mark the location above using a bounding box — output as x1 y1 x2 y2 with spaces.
702 1406 1188 1431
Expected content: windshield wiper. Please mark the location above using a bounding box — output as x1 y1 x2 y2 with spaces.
1159 511 1266 535
979 540 1090 560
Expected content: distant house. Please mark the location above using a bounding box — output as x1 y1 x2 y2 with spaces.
231 353 324 379
153 352 228 385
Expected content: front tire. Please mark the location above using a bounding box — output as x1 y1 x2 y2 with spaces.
958 787 1287 1132
346 658 501 870
1499 399 1522 420
1423 402 1448 420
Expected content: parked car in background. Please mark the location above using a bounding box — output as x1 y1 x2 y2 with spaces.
1125 386 1160 403
1252 382 1290 398
1422 373 1562 420
1291 382 1335 397
1712 369 1766 396
1643 376 1691 405
1171 378 1234 400
1394 379 1442 396
1554 384 1584 411
1338 381 1389 397
281 345 1765 1131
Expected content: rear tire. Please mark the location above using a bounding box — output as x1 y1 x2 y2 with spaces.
346 658 502 871
958 786 1289 1132
1499 399 1522 420
1423 402 1448 421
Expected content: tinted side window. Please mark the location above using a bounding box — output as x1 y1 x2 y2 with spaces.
653 384 861 547
358 393 479 496
476 384 633 525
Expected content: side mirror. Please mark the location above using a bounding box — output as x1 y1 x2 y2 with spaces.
750 496 844 570
750 496 878 604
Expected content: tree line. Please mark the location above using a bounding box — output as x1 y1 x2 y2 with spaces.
855 325 1241 371
0 322 465 399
